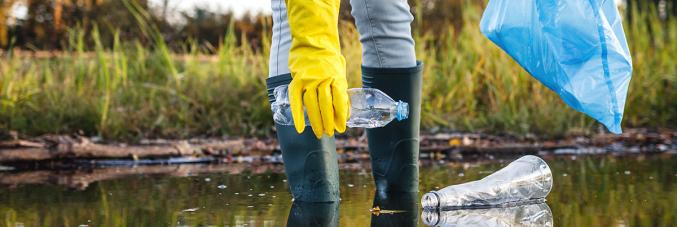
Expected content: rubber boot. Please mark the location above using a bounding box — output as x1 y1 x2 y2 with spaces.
287 201 340 227
370 192 419 227
267 74 341 202
362 62 423 193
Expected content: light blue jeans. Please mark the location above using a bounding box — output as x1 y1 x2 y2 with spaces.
269 0 417 77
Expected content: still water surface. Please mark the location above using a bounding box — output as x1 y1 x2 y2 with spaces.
1 154 675 226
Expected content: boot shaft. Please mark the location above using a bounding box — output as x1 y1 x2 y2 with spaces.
362 62 424 193
267 74 341 202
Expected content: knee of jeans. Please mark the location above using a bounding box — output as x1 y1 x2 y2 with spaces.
350 0 416 67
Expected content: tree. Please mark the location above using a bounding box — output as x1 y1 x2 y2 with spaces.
0 0 17 46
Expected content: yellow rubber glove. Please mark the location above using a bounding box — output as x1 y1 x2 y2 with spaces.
285 0 349 138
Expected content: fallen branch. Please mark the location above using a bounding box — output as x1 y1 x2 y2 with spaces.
0 163 284 189
0 129 674 163
0 135 276 162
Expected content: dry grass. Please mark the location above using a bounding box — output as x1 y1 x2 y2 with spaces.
0 1 674 140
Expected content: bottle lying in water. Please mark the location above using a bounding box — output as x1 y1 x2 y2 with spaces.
271 85 408 128
421 155 553 210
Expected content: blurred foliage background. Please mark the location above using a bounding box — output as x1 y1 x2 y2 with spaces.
1 0 674 50
0 0 675 140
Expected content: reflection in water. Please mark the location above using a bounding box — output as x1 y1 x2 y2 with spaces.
370 191 418 227
286 201 339 227
0 155 674 226
422 203 553 227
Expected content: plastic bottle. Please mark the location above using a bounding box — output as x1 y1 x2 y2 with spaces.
422 202 553 227
421 155 553 210
271 85 408 128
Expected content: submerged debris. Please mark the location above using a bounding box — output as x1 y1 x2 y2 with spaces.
370 206 406 216
181 208 199 212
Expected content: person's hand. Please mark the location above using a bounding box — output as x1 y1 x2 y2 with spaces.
286 0 349 138
288 65 349 138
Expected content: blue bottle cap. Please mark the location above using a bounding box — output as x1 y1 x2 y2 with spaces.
396 101 409 121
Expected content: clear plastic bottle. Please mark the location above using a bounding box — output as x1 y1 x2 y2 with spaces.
421 202 553 227
421 155 553 210
271 85 408 128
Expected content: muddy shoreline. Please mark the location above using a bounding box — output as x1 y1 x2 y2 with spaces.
1 129 673 167
1 128 675 189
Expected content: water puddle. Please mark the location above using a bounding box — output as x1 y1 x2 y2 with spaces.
0 154 674 226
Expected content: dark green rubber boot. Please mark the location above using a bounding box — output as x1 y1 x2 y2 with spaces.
370 192 419 227
287 201 340 227
267 74 340 202
362 62 423 193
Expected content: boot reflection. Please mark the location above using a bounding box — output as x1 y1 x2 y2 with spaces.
286 201 339 227
421 202 553 227
370 191 419 227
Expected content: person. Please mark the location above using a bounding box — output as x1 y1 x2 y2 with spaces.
266 0 423 202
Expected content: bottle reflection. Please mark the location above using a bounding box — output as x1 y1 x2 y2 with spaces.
286 201 339 227
422 203 553 227
370 191 419 227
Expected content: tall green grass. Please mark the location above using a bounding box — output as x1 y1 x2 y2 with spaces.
0 1 674 140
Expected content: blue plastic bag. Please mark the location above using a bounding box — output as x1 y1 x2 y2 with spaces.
480 0 633 134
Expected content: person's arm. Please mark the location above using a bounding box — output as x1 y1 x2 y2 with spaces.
285 0 349 138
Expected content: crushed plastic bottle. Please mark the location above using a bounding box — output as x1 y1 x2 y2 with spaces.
271 85 408 128
422 202 553 227
421 155 553 210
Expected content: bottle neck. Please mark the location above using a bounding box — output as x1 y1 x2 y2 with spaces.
396 101 409 121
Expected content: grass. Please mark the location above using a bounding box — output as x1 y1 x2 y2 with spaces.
0 1 675 140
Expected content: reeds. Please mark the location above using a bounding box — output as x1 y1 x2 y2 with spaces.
0 1 674 140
